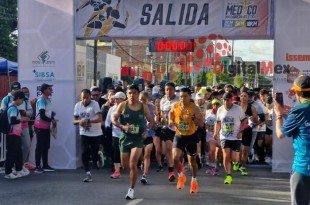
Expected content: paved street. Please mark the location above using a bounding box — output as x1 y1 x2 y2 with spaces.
0 164 290 205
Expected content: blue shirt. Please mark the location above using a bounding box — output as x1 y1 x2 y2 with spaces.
7 106 22 136
144 103 155 137
0 94 13 111
281 102 310 176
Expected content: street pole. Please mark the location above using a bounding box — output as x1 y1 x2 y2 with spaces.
93 39 98 86
213 40 217 86
165 52 169 81
151 58 155 84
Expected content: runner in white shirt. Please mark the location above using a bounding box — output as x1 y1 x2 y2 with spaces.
73 89 103 182
160 82 179 182
105 92 126 179
205 98 222 176
214 92 246 184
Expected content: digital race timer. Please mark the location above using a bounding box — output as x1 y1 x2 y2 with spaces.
149 38 195 52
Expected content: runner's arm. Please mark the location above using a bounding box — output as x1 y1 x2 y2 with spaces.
168 106 175 126
193 106 204 128
90 112 102 123
143 103 153 130
112 102 125 130
213 121 221 140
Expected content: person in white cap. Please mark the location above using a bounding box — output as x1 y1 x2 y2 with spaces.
195 92 207 169
105 91 126 179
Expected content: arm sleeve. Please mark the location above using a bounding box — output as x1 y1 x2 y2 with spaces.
10 116 21 125
39 109 52 122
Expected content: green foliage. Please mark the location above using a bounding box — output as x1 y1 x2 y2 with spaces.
175 71 191 86
206 70 233 86
217 72 233 85
233 75 244 88
0 0 18 61
194 69 207 86
206 70 213 86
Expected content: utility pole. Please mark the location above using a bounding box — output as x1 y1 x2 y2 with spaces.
93 39 98 86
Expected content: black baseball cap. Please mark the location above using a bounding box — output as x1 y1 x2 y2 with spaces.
223 92 233 100
40 83 53 92
291 75 310 91
11 81 21 90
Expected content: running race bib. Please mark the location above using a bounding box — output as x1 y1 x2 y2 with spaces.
178 122 190 132
223 123 234 136
129 125 140 134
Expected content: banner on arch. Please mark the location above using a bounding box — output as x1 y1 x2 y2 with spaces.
76 0 274 39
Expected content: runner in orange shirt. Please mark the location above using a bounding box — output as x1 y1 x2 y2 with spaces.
169 87 204 193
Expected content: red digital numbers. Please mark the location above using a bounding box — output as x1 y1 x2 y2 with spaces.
152 39 195 52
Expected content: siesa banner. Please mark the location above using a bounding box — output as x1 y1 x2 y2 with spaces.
18 0 77 169
76 0 273 39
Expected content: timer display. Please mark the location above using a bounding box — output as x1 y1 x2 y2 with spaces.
149 39 195 52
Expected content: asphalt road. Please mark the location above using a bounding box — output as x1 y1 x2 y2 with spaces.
0 164 291 205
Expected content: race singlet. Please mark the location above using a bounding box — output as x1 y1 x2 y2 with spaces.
173 102 196 136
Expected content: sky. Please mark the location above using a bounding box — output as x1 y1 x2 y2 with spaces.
232 40 274 62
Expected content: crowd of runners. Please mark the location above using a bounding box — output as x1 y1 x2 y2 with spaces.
0 81 274 200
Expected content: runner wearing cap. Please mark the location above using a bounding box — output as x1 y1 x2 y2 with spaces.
105 91 126 179
213 92 246 184
195 91 208 169
205 98 222 176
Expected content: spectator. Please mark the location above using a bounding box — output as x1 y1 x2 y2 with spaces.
33 83 56 173
275 75 310 205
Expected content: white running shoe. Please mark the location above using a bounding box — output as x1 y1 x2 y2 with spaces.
22 167 30 175
140 175 148 184
83 174 93 182
4 172 21 179
125 188 134 200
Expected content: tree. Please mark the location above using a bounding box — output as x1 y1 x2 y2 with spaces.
0 0 18 61
206 70 233 86
234 75 244 88
194 69 207 86
175 71 191 86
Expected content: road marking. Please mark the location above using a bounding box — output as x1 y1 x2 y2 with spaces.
125 199 143 205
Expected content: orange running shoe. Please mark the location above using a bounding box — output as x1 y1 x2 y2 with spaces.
168 172 175 182
176 174 187 189
190 180 199 193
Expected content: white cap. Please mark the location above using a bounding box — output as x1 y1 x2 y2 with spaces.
90 86 99 92
112 92 126 99
196 92 205 100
